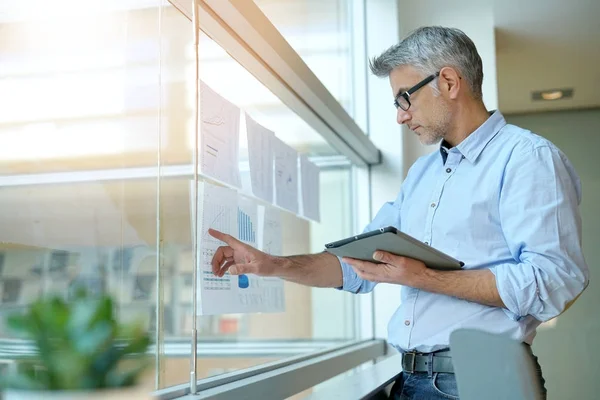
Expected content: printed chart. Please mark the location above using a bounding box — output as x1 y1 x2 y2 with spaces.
245 114 274 202
273 136 298 213
193 181 284 315
200 82 241 188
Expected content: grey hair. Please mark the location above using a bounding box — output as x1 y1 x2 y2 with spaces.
369 26 483 99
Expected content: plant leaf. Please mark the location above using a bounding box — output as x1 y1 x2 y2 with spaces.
1 291 150 391
0 372 47 391
73 321 113 356
0 361 48 391
105 360 150 388
6 314 36 338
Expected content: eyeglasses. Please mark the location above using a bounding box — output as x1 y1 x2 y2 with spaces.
393 72 440 111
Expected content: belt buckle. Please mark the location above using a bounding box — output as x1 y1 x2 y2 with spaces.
403 351 417 373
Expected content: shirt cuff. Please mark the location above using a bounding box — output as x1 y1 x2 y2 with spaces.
489 266 527 321
335 256 364 293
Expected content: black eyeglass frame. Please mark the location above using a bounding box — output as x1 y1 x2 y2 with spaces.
393 71 440 111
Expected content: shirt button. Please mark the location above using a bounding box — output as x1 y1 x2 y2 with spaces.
430 203 436 208
404 320 411 326
446 168 452 173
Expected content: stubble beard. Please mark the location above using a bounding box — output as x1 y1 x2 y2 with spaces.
418 129 444 146
419 102 451 146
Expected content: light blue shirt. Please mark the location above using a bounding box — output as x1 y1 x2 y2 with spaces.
339 111 589 353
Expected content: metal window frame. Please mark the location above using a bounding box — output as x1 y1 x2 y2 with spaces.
0 338 387 398
0 338 360 359
152 339 387 400
0 155 350 188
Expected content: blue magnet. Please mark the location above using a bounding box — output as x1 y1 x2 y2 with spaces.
238 274 249 289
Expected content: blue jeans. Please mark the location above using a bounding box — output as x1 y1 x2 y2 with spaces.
391 352 547 399
391 372 460 400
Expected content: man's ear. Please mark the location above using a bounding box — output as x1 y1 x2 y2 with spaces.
439 67 462 100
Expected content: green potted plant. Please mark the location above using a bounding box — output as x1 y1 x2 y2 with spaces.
0 290 153 399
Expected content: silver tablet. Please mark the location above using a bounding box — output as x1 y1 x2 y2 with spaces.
324 226 463 270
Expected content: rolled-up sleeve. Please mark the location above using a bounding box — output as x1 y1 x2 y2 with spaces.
337 200 403 294
337 257 376 293
491 145 590 322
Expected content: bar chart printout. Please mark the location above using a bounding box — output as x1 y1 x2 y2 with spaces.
237 209 256 244
193 182 284 314
237 195 258 248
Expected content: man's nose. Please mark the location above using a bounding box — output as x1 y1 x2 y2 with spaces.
396 108 411 125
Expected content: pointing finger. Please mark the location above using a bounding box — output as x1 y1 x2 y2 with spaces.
208 229 244 249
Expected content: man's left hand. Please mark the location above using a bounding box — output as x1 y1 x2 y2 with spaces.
342 251 430 287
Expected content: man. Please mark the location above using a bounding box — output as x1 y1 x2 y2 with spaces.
209 26 589 399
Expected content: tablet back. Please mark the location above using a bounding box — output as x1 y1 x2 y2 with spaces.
325 231 462 270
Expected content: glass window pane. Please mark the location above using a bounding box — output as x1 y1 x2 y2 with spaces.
159 3 359 387
254 0 366 130
0 0 161 392
0 0 365 393
198 31 338 157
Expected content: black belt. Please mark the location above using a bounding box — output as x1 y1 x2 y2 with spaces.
401 349 454 374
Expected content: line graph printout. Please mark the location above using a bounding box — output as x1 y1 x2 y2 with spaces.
258 205 283 256
273 136 298 213
200 82 241 188
245 113 274 203
300 155 321 222
193 181 285 315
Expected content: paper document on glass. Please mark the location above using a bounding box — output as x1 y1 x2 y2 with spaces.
273 137 298 213
193 181 237 315
193 181 284 315
236 197 284 313
300 155 321 222
259 205 283 256
200 82 241 188
245 114 274 202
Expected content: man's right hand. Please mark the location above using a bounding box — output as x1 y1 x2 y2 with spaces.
209 228 343 288
208 228 281 277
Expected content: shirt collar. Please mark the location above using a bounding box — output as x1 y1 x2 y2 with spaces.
440 110 507 164
439 140 451 164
